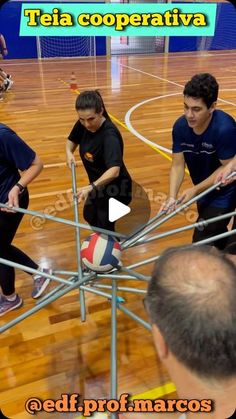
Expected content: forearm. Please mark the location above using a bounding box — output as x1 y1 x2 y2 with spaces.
17 155 43 188
229 155 236 172
169 164 185 199
93 167 120 188
66 139 78 154
0 35 7 50
77 166 120 203
194 165 227 195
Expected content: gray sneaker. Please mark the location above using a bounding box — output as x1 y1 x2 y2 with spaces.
0 294 23 316
32 268 52 299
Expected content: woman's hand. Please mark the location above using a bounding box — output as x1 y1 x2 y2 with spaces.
1 185 21 212
66 151 77 169
77 185 93 203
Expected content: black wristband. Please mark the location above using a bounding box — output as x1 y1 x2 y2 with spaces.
90 182 97 191
16 182 25 193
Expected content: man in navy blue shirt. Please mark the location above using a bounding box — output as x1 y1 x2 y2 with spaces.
0 124 50 316
160 73 236 249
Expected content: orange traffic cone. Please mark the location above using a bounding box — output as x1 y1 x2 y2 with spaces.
70 72 77 90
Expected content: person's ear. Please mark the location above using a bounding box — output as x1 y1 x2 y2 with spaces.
152 324 169 360
209 101 217 114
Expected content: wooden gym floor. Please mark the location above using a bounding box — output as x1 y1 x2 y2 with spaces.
0 50 236 418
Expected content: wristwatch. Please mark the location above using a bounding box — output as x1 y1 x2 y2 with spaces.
16 182 25 193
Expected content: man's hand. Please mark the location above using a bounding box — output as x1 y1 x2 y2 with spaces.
215 160 236 186
1 185 20 212
178 187 197 205
158 197 178 215
77 185 93 203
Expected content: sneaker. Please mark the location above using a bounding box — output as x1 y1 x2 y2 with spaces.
4 78 13 91
0 294 23 316
32 268 52 299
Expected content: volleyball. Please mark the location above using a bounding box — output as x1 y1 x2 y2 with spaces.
81 233 121 272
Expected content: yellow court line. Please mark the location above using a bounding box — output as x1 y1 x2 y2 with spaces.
109 112 173 163
130 381 177 400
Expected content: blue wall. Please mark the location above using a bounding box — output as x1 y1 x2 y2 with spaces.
0 1 37 58
0 1 235 57
169 2 236 52
0 1 106 59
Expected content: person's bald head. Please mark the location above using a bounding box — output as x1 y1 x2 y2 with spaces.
147 245 236 380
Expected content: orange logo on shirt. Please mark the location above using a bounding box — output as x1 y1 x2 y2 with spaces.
84 152 94 162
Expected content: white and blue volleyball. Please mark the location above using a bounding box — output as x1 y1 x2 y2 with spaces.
81 233 121 272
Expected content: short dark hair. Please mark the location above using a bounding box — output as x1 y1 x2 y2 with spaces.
183 73 219 108
75 90 110 120
147 245 236 380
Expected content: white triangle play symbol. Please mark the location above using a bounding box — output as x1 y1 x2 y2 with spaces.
108 198 131 222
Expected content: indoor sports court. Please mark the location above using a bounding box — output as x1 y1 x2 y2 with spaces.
0 0 236 418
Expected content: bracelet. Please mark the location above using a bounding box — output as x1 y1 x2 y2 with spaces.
3 48 7 50
16 182 25 193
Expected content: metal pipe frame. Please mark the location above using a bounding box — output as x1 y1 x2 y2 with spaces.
71 163 86 322
121 173 236 249
0 165 235 419
130 210 236 247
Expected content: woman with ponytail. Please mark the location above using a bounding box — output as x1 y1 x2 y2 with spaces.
66 90 132 232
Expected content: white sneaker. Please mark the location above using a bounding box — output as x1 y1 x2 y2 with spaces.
4 78 13 91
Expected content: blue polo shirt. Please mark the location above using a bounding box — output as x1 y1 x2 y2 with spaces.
172 110 236 208
0 124 36 203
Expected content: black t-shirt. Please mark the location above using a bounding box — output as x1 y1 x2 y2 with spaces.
0 124 36 203
68 119 132 203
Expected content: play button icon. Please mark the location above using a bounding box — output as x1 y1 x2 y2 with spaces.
109 198 131 222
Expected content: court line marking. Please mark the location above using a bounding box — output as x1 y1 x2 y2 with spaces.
125 92 181 155
118 63 236 107
2 58 111 67
130 381 177 400
112 51 236 59
43 161 83 169
29 188 72 199
3 51 236 68
12 109 38 114
119 64 183 89
107 109 172 163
